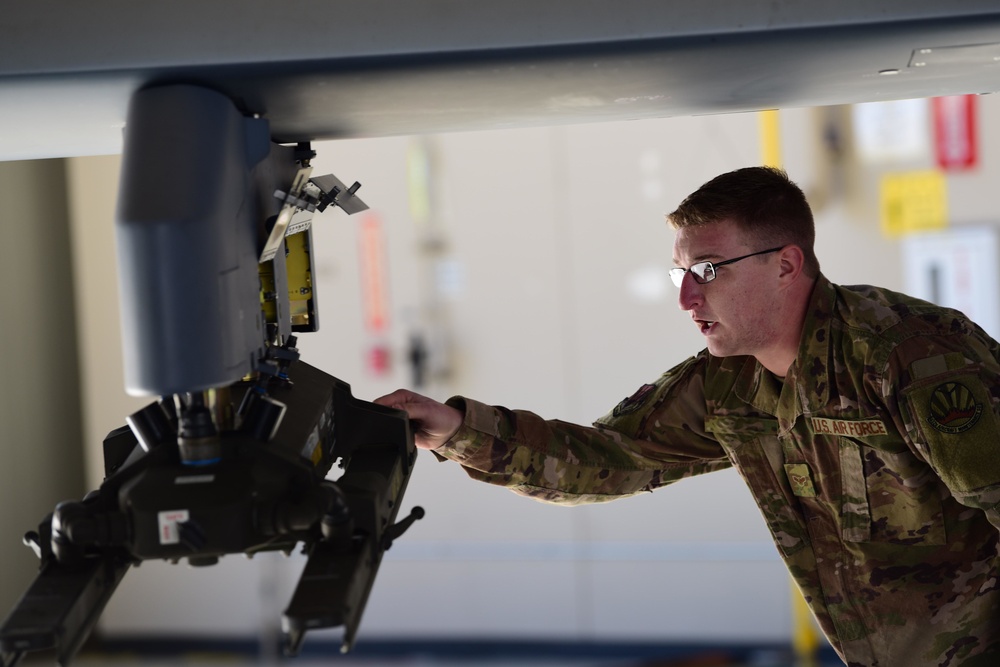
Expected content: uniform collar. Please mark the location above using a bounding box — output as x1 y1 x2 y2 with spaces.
790 274 836 410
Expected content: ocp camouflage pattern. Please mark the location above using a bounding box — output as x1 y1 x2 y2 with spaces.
437 275 1000 666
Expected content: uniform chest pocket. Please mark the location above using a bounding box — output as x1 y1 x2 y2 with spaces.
840 437 946 545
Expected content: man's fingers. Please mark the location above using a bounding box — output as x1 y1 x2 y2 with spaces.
373 389 417 408
375 392 435 422
372 388 462 450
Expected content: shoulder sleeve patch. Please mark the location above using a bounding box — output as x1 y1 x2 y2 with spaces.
926 382 983 434
612 383 657 417
594 354 706 439
904 374 1000 493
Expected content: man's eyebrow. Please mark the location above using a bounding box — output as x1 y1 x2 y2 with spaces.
672 252 725 265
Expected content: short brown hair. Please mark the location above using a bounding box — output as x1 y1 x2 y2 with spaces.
667 166 820 277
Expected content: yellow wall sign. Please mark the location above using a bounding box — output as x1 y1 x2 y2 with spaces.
880 170 948 237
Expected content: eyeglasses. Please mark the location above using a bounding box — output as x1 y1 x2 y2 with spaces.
669 247 783 287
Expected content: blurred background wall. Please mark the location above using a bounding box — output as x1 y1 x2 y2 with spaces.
1 96 996 653
0 159 86 621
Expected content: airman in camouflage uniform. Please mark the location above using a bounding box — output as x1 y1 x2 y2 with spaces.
377 167 1000 666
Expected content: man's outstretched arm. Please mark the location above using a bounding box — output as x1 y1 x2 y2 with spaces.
373 356 730 506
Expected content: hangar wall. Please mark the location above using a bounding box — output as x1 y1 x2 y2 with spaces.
0 159 86 618
6 97 995 648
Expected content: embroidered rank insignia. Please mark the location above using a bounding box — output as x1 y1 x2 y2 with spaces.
784 463 817 498
927 382 983 434
612 383 656 417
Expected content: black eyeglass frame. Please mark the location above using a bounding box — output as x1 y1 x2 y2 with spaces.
669 246 784 287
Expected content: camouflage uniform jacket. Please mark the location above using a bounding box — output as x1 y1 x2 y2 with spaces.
436 275 1000 666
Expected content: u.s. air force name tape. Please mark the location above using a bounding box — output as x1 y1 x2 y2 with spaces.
810 417 887 437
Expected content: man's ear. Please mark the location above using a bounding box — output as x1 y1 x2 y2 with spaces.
777 244 805 283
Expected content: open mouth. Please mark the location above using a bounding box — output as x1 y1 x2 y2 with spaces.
697 319 716 334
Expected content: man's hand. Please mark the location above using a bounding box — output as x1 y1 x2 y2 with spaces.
374 389 463 450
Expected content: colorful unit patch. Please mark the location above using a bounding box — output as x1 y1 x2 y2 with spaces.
927 382 983 434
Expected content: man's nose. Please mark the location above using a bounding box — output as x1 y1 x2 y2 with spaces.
677 273 703 311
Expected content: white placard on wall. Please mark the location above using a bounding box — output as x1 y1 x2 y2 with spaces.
902 225 1000 340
